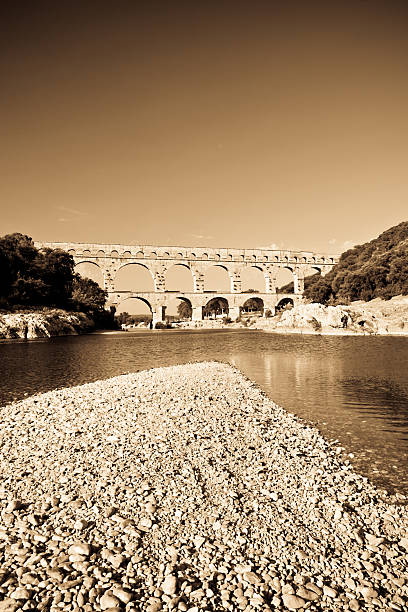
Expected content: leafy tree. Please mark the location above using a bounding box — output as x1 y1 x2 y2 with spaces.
304 221 408 304
243 297 263 312
203 297 229 318
177 300 192 319
70 275 107 313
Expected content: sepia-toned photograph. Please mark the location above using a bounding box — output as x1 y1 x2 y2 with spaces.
0 1 407 610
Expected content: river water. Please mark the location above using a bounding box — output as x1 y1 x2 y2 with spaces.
1 329 407 494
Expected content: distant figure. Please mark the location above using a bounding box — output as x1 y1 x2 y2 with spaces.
341 314 348 328
149 320 153 329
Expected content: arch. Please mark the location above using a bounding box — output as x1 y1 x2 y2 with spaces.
311 266 322 274
201 253 209 260
204 265 231 292
135 251 144 258
111 250 119 257
203 296 229 319
275 267 295 293
214 254 221 261
190 253 197 259
242 296 264 314
75 261 104 288
276 297 294 311
227 254 233 261
239 254 245 261
165 296 193 321
240 266 265 292
115 263 155 292
263 255 268 262
115 297 153 324
149 252 157 259
123 251 131 258
96 250 106 258
68 249 76 255
83 249 91 257
176 252 183 259
165 264 194 292
162 251 170 258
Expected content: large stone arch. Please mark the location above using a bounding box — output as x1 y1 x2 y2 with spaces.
276 297 294 311
116 296 153 318
74 261 104 288
115 263 155 292
242 296 264 313
240 266 265 293
203 296 229 318
275 266 295 292
165 263 194 292
166 295 193 320
204 265 232 292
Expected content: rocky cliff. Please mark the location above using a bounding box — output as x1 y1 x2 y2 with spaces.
0 309 95 340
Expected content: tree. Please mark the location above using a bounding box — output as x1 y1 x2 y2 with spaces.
203 297 228 318
177 300 192 320
37 248 75 307
70 275 107 313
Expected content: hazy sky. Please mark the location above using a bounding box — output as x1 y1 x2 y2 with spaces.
1 1 407 254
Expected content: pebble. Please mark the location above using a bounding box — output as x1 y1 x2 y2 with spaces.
99 592 121 609
0 362 407 612
282 593 307 608
68 542 91 556
161 574 177 595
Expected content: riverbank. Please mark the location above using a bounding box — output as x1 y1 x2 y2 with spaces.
1 363 407 611
254 296 408 336
0 308 95 339
174 296 408 336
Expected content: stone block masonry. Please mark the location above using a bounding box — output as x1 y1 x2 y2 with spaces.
35 241 338 322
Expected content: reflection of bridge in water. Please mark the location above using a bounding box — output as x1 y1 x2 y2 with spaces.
36 242 338 323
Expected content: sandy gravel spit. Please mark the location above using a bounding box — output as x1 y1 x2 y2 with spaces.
0 362 407 612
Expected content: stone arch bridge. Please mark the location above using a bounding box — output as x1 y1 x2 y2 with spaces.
35 242 338 324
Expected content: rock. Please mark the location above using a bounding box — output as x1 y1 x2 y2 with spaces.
360 586 378 599
146 598 162 611
100 592 121 609
10 587 31 600
161 574 177 595
282 593 307 608
68 542 91 556
399 537 408 551
323 586 337 598
296 586 319 601
243 571 262 585
6 499 22 512
112 587 132 603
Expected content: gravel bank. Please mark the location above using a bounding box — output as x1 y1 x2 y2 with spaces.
1 362 407 612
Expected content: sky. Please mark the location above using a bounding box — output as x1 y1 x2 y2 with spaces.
1 0 407 255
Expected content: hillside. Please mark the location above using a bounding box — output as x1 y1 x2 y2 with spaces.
304 221 408 304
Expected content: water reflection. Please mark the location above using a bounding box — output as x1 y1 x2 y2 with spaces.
0 330 407 493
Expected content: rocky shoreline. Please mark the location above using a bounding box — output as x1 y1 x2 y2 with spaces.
0 309 95 340
1 362 407 611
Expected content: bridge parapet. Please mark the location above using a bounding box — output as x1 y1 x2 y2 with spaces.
35 241 338 267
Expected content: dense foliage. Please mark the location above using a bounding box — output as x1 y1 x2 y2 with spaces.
0 233 108 315
304 221 408 304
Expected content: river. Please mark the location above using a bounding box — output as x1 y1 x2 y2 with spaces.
1 329 407 494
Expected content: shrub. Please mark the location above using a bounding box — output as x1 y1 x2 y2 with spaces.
155 321 172 329
309 317 322 332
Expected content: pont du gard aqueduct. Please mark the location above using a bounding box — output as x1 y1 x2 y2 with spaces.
36 242 338 323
